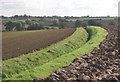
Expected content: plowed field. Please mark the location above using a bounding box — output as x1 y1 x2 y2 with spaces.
40 26 119 81
2 29 75 60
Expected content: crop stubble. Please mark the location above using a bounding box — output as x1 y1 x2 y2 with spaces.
2 29 75 60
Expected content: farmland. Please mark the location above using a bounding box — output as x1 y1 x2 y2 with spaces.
1 15 119 81
41 26 119 81
2 26 108 80
67 17 115 21
1 15 117 32
2 29 75 60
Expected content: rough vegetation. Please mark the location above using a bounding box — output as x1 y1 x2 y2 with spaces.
2 27 88 80
2 26 108 80
1 15 117 31
35 26 119 81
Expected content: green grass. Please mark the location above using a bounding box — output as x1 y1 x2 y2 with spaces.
68 17 115 21
2 26 108 80
2 27 88 80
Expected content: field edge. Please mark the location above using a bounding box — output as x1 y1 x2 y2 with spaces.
2 26 108 80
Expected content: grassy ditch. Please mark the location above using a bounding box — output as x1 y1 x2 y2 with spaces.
2 26 108 80
2 27 88 80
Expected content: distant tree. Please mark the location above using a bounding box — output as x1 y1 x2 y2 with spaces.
1 15 4 18
27 24 44 30
39 17 44 21
15 22 26 31
64 16 70 19
13 15 19 19
75 20 81 27
75 20 87 27
15 22 22 31
59 18 68 22
25 19 38 26
107 15 110 17
52 20 59 26
88 20 102 26
87 15 90 18
25 19 32 25
23 14 28 19
59 22 68 29
5 21 15 31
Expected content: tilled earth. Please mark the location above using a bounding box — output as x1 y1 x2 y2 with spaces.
34 26 120 81
2 29 75 60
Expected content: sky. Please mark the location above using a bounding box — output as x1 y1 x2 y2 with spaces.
0 0 119 17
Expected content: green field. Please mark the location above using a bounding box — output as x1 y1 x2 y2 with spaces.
2 26 108 80
67 17 115 21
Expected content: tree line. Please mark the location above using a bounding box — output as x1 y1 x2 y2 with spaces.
3 18 115 31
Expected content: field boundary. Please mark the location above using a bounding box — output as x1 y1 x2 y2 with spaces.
3 28 88 80
3 26 108 80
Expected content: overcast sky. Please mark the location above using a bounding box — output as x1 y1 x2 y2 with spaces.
0 0 119 17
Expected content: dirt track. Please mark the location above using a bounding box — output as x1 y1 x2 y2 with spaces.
2 29 75 60
35 26 120 81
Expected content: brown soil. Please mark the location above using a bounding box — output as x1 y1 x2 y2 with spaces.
2 29 75 60
35 26 120 81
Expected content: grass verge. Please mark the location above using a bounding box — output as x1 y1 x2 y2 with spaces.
2 26 108 80
2 27 88 80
